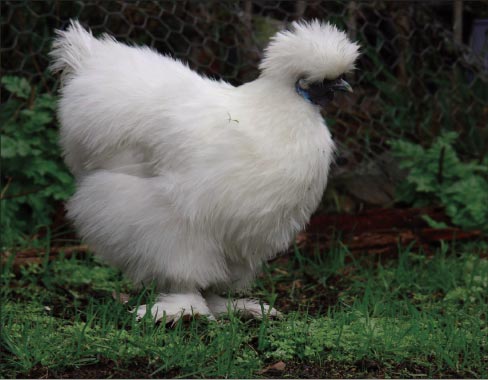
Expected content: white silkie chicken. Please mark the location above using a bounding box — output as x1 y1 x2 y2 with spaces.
51 19 359 322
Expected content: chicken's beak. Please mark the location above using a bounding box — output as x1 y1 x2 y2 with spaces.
331 78 353 93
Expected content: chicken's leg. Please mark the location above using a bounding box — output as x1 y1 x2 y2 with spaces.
134 292 215 324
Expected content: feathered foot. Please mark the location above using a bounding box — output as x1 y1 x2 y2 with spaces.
133 292 215 324
205 293 282 319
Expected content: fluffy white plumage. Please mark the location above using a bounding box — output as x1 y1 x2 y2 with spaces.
51 19 359 321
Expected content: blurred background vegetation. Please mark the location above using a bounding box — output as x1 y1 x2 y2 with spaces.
1 0 487 248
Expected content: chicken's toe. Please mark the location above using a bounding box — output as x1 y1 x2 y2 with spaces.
206 294 282 319
132 292 215 324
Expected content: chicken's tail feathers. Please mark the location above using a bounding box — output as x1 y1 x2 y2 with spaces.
49 20 94 79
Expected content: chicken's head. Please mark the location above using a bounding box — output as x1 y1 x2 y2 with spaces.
259 20 360 107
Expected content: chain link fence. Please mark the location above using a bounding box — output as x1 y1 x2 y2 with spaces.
2 0 487 211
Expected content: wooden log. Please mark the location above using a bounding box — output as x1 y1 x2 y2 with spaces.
308 207 448 234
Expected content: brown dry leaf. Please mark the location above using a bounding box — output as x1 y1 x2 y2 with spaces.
257 361 286 374
291 279 302 289
295 232 308 246
274 268 289 276
112 291 130 304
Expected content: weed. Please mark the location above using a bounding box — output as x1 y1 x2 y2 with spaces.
390 132 488 231
0 76 74 246
1 241 486 378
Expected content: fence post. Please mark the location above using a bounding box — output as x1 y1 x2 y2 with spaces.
453 0 463 44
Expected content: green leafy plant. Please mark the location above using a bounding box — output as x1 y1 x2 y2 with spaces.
360 37 488 163
1 76 74 246
390 132 488 231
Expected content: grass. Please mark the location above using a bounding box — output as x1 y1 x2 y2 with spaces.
1 240 487 378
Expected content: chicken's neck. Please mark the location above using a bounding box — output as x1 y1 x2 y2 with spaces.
235 76 324 134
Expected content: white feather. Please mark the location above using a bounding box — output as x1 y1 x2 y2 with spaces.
260 20 360 82
51 19 359 316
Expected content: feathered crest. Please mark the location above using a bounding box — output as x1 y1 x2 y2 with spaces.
259 20 360 82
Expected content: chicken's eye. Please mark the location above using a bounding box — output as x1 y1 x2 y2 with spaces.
298 78 309 89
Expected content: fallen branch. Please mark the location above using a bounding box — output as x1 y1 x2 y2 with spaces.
2 245 89 269
300 207 483 255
